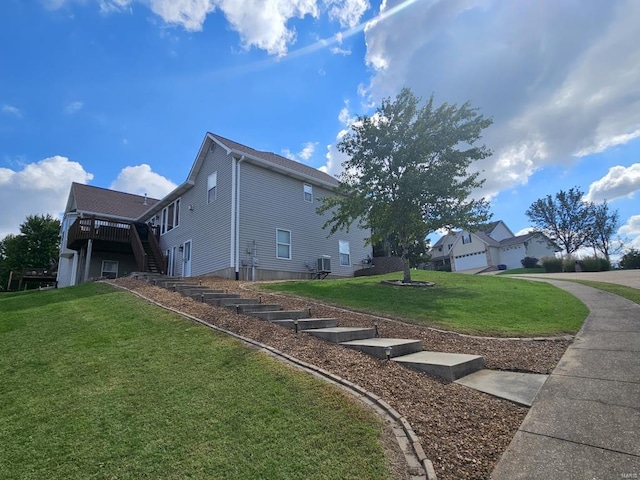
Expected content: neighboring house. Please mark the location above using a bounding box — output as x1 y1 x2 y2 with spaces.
57 132 371 287
428 220 560 272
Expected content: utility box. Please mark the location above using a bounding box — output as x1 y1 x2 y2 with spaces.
317 256 331 274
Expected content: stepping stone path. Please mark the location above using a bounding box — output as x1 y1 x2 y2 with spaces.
137 274 547 406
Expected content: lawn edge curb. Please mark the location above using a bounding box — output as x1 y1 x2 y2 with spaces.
111 282 436 480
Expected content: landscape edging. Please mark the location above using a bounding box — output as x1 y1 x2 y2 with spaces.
110 282 437 480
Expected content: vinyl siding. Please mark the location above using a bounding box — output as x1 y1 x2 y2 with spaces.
237 161 370 279
155 147 233 277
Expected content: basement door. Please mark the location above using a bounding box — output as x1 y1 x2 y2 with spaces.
183 240 192 277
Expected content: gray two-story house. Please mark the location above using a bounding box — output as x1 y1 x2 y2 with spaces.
57 132 371 286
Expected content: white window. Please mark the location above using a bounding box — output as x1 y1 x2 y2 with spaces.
462 234 472 244
339 240 350 266
208 172 217 203
276 229 291 260
101 260 118 279
303 183 313 202
161 198 181 235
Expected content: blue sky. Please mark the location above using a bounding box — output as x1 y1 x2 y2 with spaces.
1 0 639 255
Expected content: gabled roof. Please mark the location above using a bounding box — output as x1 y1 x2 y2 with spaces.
499 232 561 251
67 182 160 220
139 132 341 219
209 133 339 187
474 231 500 247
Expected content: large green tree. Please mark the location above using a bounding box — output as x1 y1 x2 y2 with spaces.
318 88 492 283
526 188 620 258
0 214 61 290
525 187 592 256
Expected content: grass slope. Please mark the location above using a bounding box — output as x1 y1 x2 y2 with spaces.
259 271 588 336
0 283 390 480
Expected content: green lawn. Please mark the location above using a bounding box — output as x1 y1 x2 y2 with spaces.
258 271 588 336
0 283 391 480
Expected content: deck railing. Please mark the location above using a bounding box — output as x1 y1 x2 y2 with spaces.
67 217 131 247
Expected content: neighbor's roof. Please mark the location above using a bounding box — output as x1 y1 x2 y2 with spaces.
68 182 160 219
209 133 340 187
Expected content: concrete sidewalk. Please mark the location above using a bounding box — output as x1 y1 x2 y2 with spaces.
492 280 640 480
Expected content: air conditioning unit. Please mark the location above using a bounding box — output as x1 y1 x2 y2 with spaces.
317 256 331 273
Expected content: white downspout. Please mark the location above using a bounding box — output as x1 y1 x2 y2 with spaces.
234 156 246 280
230 156 236 271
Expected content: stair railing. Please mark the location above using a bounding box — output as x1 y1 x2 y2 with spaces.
130 224 148 272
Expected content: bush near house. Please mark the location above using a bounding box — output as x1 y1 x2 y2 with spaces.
579 256 611 272
520 257 539 268
541 256 563 273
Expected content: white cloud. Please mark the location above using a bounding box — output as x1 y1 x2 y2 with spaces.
325 0 369 28
330 46 351 55
65 101 83 114
46 0 374 56
218 0 319 56
2 104 23 117
585 164 640 202
358 0 640 197
619 214 640 249
281 141 318 162
320 103 353 176
0 156 93 238
109 164 177 198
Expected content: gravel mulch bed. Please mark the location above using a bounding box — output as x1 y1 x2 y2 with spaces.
111 276 572 480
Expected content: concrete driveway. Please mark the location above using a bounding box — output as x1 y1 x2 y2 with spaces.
506 269 640 289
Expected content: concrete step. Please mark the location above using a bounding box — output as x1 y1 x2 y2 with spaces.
305 327 376 343
250 310 311 321
455 370 548 406
233 303 281 313
392 351 484 382
340 338 423 359
218 298 263 307
174 285 211 294
186 290 227 301
202 295 243 306
271 318 338 331
157 281 201 290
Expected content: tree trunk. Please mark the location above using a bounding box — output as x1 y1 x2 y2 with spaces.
401 235 411 283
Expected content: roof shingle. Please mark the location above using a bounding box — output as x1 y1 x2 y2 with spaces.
70 182 160 219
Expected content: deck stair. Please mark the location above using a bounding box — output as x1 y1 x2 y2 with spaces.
136 275 545 405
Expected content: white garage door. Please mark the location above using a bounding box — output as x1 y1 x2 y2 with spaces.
500 245 525 270
453 251 488 271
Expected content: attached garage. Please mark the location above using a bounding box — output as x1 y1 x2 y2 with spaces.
500 245 526 270
453 250 488 271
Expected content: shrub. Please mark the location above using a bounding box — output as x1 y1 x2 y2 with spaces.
521 256 539 268
541 256 563 273
563 257 576 272
579 256 611 272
